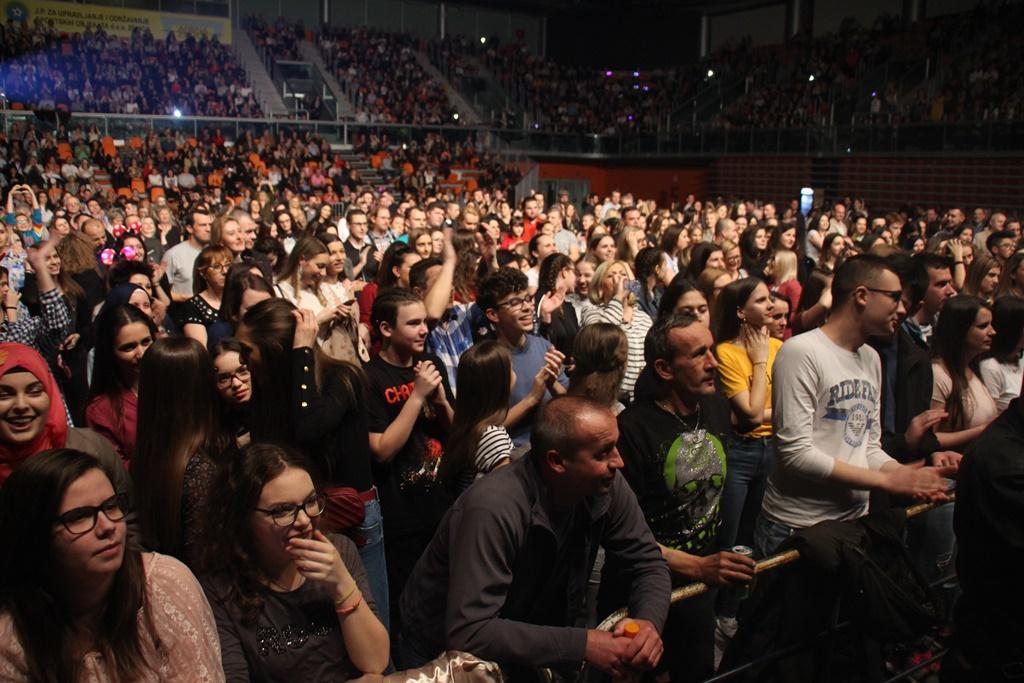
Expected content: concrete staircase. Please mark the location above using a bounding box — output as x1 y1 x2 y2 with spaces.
413 50 482 124
462 55 525 128
298 40 357 120
338 151 388 188
232 30 290 118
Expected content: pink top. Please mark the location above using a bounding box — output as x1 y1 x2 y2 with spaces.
85 387 138 466
0 553 225 682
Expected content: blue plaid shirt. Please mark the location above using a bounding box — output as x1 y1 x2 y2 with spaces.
0 289 72 351
426 302 489 395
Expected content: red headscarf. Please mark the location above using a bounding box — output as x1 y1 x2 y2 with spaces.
0 343 69 484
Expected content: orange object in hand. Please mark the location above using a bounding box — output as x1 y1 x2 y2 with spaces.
622 621 641 638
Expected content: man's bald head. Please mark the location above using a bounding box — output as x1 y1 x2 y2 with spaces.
82 218 107 249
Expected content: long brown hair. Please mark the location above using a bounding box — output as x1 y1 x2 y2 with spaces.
0 449 155 682
568 323 628 407
438 341 512 494
241 298 365 446
132 337 223 556
275 234 328 304
930 295 989 430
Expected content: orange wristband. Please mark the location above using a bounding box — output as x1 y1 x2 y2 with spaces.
336 592 362 616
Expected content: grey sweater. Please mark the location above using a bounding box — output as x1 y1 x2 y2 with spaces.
400 455 670 669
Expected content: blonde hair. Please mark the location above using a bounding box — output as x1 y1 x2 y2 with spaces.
771 248 798 284
589 259 635 306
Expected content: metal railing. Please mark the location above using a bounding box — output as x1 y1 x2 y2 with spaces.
591 498 953 683
2 110 1021 158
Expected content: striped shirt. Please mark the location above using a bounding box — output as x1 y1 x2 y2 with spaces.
581 299 653 402
459 424 514 493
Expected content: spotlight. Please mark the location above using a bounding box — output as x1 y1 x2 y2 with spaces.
605 70 613 77
453 112 460 121
707 69 715 78
808 74 815 82
632 71 639 78
479 36 487 44
173 108 182 118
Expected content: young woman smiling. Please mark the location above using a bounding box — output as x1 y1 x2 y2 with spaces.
198 444 388 681
0 343 129 491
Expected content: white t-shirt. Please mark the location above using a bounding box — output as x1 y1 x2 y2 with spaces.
762 328 894 529
979 357 1023 413
275 279 326 319
160 240 202 298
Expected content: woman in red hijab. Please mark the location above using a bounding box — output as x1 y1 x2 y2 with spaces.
0 342 129 492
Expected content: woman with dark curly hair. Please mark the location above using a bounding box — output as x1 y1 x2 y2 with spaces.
198 443 388 681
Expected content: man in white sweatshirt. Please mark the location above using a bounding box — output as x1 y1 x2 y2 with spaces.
756 255 956 557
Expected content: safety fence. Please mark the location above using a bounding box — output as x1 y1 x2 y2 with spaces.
2 110 1022 160
586 499 952 683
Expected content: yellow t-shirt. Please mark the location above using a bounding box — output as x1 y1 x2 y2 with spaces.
716 337 783 438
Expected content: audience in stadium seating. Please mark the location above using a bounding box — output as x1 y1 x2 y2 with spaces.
0 22 261 117
319 26 454 125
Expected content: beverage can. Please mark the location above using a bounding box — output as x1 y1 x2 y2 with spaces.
732 545 754 600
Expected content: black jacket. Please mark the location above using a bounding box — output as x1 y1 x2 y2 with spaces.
399 455 670 671
721 510 941 683
872 326 941 463
951 401 1024 669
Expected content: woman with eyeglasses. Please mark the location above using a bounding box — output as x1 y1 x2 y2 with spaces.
0 448 224 682
236 298 390 633
211 338 252 447
198 443 388 681
132 337 224 565
183 245 233 349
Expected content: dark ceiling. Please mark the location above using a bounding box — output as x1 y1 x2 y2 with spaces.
462 0 777 16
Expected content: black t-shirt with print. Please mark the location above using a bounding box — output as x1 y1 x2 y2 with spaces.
615 395 733 555
364 352 453 537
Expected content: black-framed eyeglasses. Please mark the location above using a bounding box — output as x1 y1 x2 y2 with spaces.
254 492 327 527
54 493 130 535
216 365 251 388
497 295 534 310
865 287 903 303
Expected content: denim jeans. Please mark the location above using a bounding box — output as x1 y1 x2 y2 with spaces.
357 496 390 634
718 436 774 551
753 513 796 559
906 501 957 619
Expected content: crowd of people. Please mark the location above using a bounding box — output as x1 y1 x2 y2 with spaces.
318 26 455 125
246 16 306 63
2 3 1021 135
0 107 1021 681
0 21 261 118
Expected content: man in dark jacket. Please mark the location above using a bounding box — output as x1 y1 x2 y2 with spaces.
943 393 1024 682
399 395 670 679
